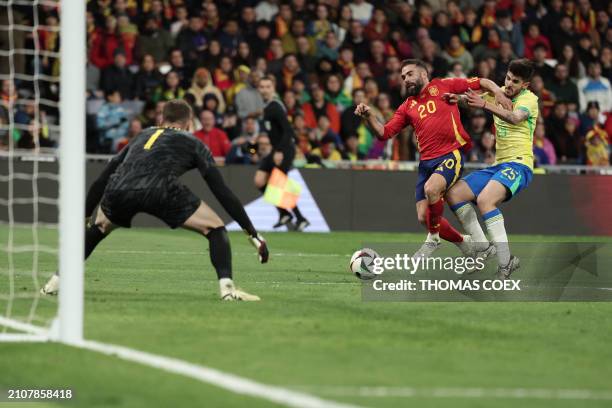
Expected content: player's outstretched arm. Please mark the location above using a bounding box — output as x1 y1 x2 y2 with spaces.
478 78 512 110
204 166 269 263
85 146 129 218
466 90 528 125
354 103 385 139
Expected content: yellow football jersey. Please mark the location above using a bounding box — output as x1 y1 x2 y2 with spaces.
484 89 539 170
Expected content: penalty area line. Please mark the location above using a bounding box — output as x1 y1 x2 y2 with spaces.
74 339 363 408
291 386 612 401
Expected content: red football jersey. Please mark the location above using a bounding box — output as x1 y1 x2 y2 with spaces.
382 77 481 160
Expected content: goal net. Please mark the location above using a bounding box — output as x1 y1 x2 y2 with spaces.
0 0 85 343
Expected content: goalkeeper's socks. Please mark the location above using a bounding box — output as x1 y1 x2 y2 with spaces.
483 208 511 266
207 226 232 280
426 198 444 234
85 223 107 260
451 202 488 250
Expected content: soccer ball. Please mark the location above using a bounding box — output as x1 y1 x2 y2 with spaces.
349 248 381 280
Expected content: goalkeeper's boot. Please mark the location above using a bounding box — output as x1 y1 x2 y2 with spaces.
273 213 295 230
495 255 520 280
40 274 59 295
413 235 441 259
219 279 260 301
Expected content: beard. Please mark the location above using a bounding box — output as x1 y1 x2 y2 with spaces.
406 78 425 96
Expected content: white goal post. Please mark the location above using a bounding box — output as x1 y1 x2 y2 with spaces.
57 0 86 344
0 0 86 344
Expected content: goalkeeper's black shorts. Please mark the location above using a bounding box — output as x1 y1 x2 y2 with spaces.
100 181 201 229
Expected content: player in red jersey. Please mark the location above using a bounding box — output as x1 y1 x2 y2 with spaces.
355 59 511 257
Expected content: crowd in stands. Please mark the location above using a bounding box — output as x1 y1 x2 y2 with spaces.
1 0 612 167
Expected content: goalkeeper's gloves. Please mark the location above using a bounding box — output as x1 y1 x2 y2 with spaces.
248 233 269 263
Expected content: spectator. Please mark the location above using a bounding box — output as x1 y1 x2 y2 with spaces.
249 22 272 60
267 38 285 77
524 23 552 59
295 36 317 75
274 3 293 40
116 118 143 152
282 89 301 123
317 31 340 61
175 15 207 68
202 40 223 72
90 15 130 69
240 7 258 39
530 75 555 118
213 56 234 93
556 117 583 163
100 50 133 100
343 20 369 63
368 39 387 78
170 5 188 38
349 0 374 25
342 134 366 161
577 61 612 113
226 118 260 165
466 109 488 148
134 15 174 64
585 126 610 166
364 8 389 42
202 2 221 34
547 63 580 111
533 121 557 166
96 89 129 153
494 9 524 58
579 101 605 136
133 54 162 101
430 11 453 50
558 43 586 80
311 134 343 161
167 49 192 89
601 46 612 83
324 74 352 112
576 34 596 66
234 42 254 68
235 70 264 120
420 39 449 78
494 40 515 82
226 65 251 106
302 83 340 133
541 0 564 39
218 20 243 56
153 70 185 103
187 68 226 112
194 110 231 161
442 34 474 74
276 53 308 94
281 18 308 54
532 43 555 84
458 7 483 50
309 4 335 41
203 94 224 127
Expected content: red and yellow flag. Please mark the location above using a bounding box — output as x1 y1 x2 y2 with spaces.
264 168 301 210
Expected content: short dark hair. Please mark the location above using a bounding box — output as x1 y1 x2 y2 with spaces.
508 58 535 82
162 99 192 125
400 59 428 72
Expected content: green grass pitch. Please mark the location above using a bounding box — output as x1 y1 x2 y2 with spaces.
1 227 612 407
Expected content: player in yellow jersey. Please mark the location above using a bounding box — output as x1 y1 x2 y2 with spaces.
445 59 538 279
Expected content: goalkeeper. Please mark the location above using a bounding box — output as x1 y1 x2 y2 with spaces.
42 99 268 301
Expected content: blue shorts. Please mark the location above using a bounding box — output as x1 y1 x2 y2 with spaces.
464 162 533 202
416 150 464 201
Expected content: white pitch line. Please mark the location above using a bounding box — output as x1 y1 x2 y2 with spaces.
99 249 348 258
77 339 362 408
292 386 612 401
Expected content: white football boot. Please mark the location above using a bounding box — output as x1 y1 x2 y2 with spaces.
40 274 59 295
219 278 260 301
